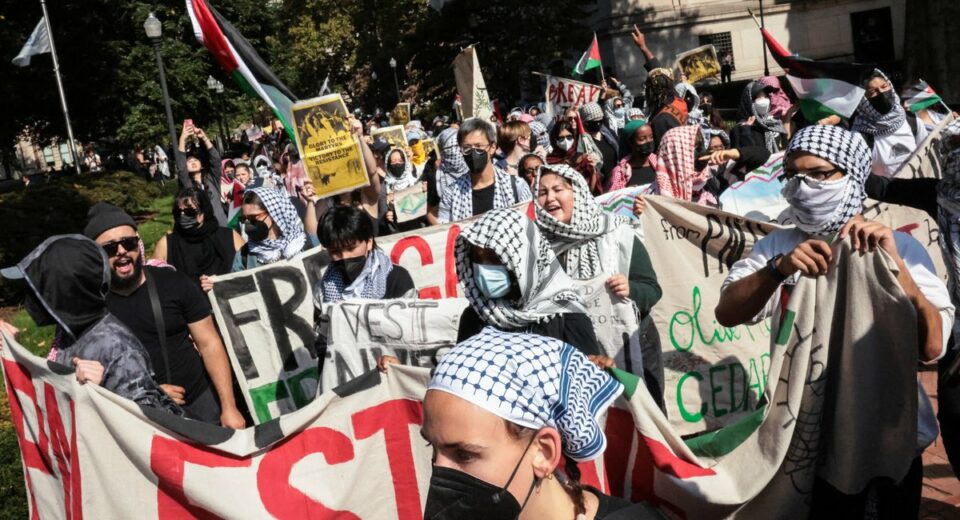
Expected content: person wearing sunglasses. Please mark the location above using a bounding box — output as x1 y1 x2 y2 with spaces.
84 203 245 429
152 188 245 292
238 187 316 267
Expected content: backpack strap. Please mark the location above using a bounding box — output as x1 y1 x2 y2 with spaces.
144 270 172 384
905 111 920 139
511 175 520 203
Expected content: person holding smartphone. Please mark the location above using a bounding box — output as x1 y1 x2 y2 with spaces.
175 120 228 226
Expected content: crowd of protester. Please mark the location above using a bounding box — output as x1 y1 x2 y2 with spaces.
2 25 960 519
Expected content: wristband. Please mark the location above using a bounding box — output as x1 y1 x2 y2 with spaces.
765 254 788 284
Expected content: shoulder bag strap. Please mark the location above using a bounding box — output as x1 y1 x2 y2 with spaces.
144 270 172 384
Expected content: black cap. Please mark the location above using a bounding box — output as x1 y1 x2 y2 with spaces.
83 202 137 241
750 82 776 100
370 138 391 154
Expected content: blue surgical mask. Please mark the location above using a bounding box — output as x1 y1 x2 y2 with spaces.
473 264 512 299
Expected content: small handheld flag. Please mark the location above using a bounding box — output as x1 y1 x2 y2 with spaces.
573 34 602 76
903 80 944 113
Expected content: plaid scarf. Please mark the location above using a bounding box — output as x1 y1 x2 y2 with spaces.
245 187 306 265
535 163 627 279
654 125 715 204
455 209 585 330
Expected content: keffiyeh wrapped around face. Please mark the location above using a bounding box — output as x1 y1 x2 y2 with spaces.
852 70 907 138
737 80 786 153
781 125 871 237
382 148 419 193
319 248 393 303
535 164 627 279
759 76 792 119
654 125 715 204
437 128 467 177
529 121 553 155
455 209 586 330
245 187 306 264
429 327 623 461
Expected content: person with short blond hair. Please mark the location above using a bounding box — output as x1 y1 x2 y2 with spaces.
496 121 535 176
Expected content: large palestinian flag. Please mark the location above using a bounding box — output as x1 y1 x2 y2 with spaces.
186 0 297 140
761 29 871 122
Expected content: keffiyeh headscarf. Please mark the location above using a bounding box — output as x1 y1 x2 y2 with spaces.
529 121 553 155
455 209 586 330
654 125 715 204
936 127 960 319
675 82 703 126
852 69 907 138
759 76 792 119
738 81 787 153
704 127 730 149
319 248 394 303
781 125 871 238
245 187 306 264
429 328 623 461
535 164 627 279
382 147 419 193
437 128 467 177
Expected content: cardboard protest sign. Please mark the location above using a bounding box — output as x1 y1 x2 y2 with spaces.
290 94 369 198
675 45 720 84
452 45 493 120
718 152 787 221
390 103 411 126
371 125 410 156
244 125 264 142
543 75 602 116
394 184 428 222
0 331 612 519
639 196 782 435
321 299 469 389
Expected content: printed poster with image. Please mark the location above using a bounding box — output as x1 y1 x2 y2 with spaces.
675 44 721 84
290 94 370 198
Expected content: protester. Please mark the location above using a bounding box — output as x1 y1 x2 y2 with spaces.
453 208 605 358
606 121 658 192
547 119 602 193
84 148 103 173
175 123 229 226
380 146 427 234
0 235 181 415
83 203 243 427
437 118 532 223
535 163 664 402
518 153 544 188
418 329 660 519
528 120 553 157
234 163 259 188
602 77 634 133
427 128 468 224
730 81 787 153
759 76 792 119
654 125 716 205
239 187 313 266
698 131 771 194
851 69 927 177
675 82 704 128
579 102 619 182
496 121 536 176
152 188 245 290
715 125 953 517
315 205 416 304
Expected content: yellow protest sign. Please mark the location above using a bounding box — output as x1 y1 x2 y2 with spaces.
290 94 369 198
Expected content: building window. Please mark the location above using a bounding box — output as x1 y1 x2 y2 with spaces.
699 32 734 70
59 143 73 164
43 146 55 166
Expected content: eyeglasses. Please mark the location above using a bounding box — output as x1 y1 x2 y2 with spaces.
460 143 491 154
101 236 139 257
783 168 842 181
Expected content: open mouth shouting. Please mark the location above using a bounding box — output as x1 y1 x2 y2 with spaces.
543 200 564 219
113 255 135 278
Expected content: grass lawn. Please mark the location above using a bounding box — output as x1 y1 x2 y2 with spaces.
0 192 174 518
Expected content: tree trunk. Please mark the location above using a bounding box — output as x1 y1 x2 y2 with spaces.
904 0 960 105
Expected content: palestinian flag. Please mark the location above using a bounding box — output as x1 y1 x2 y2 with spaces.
186 0 297 141
573 34 602 75
903 80 943 113
761 29 870 121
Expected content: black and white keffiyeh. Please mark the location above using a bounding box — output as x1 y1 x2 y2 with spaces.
781 125 871 238
851 70 907 138
534 163 628 279
246 187 306 264
529 121 553 155
738 80 786 153
429 327 623 461
382 147 419 194
456 208 585 330
442 166 532 223
319 248 393 303
437 128 467 177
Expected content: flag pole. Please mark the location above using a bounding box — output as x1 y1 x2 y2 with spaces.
596 33 606 83
39 0 81 175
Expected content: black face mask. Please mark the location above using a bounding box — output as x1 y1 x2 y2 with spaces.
24 292 55 327
387 163 406 178
423 435 539 520
177 214 200 230
584 120 603 134
701 103 712 114
244 219 270 242
633 141 655 157
333 255 367 284
463 149 489 175
685 98 696 113
868 90 896 115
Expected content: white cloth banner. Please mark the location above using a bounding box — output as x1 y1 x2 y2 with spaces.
543 75 602 116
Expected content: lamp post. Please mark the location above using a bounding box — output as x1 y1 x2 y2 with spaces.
206 75 228 152
144 12 180 178
389 57 401 103
759 0 769 76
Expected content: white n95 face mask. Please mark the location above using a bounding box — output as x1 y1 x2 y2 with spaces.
753 98 771 118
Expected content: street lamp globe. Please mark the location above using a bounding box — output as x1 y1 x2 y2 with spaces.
144 12 162 40
389 57 396 69
207 75 218 91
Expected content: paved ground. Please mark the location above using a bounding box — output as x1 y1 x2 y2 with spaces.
920 369 960 519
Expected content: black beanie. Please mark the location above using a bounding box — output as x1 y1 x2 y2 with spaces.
83 202 137 240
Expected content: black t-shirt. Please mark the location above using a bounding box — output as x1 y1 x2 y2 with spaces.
628 165 657 186
588 486 663 519
106 266 212 403
385 266 416 298
471 183 497 216
424 167 441 207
